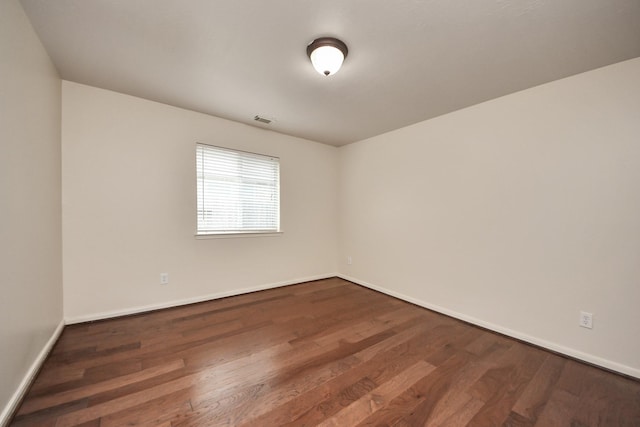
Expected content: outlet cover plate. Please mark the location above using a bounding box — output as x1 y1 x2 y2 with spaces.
579 311 593 329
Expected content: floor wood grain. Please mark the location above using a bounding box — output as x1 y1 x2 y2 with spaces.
10 278 640 426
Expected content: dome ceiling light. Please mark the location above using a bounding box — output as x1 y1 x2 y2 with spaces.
306 37 348 77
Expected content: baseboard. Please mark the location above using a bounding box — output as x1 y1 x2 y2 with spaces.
338 274 640 380
0 319 65 427
65 273 337 324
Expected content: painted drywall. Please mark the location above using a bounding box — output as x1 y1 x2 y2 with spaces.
62 81 338 321
0 0 63 422
338 57 640 377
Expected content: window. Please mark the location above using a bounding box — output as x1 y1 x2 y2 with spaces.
196 144 280 235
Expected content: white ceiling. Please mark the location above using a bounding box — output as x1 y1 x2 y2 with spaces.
20 0 640 146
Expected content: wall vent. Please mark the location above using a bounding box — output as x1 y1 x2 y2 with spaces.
254 115 272 124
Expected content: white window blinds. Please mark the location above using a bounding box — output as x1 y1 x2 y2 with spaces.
196 144 280 235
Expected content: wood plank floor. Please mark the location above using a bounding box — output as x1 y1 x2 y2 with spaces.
10 278 640 426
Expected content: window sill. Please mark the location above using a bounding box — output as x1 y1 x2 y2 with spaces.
195 231 283 239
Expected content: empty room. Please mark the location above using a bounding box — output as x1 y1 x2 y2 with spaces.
1 0 639 425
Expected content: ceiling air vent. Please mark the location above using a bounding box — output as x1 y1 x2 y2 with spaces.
254 115 272 124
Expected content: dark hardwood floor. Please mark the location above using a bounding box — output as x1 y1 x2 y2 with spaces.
10 278 640 426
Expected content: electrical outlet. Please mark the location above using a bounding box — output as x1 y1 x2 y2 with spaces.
579 311 593 329
160 273 169 285
347 256 352 265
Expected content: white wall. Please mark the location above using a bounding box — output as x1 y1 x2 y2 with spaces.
0 0 63 422
62 81 338 321
338 57 640 377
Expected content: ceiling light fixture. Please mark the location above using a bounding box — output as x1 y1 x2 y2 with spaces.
307 37 348 77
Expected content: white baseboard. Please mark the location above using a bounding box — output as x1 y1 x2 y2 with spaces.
338 274 640 380
0 319 65 427
65 273 337 324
